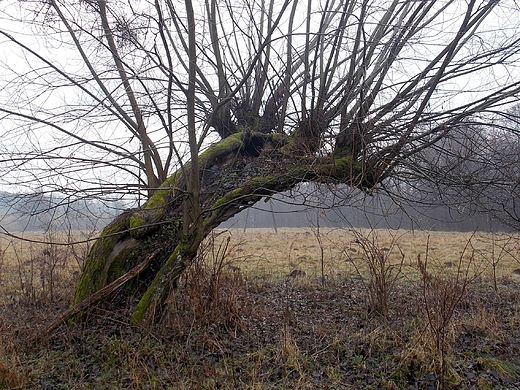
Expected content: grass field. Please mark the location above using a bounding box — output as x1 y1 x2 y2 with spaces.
212 228 519 278
1 228 519 389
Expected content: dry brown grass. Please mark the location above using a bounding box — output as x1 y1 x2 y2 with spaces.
0 361 23 389
0 227 519 389
0 231 91 305
211 228 519 282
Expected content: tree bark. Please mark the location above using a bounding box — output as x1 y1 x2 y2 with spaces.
72 130 370 325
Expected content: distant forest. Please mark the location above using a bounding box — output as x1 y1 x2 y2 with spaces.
0 191 122 232
0 185 512 233
223 187 508 232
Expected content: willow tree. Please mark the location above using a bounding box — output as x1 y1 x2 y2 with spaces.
1 0 520 324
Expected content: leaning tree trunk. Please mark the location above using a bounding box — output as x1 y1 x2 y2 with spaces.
72 130 373 325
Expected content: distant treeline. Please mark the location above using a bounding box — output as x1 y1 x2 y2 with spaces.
0 191 123 232
222 187 511 232
0 187 513 233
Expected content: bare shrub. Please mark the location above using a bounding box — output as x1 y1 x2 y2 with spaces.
309 211 327 287
474 232 519 291
0 243 6 269
416 234 477 389
0 243 8 293
163 231 248 337
67 228 98 271
0 231 82 306
13 242 72 303
345 230 404 317
12 242 38 302
38 243 71 302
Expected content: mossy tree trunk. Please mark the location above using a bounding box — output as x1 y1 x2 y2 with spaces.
72 130 377 325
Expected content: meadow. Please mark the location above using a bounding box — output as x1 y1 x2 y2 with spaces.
0 228 519 389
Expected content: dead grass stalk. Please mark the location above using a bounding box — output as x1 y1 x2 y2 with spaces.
347 229 405 317
417 233 478 389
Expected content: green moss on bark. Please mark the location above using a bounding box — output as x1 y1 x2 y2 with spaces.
130 244 186 325
246 175 275 187
213 187 244 209
332 156 355 179
129 212 146 230
72 212 134 306
199 132 244 166
145 188 168 211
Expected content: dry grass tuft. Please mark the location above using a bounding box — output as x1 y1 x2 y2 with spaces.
0 361 24 389
279 326 303 377
348 229 405 317
163 230 248 338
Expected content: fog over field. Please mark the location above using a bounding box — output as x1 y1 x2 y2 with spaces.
223 186 510 232
1 185 510 233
